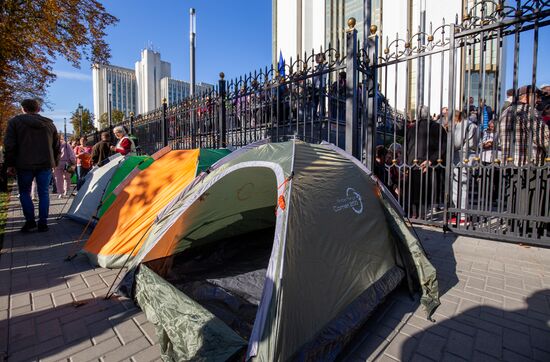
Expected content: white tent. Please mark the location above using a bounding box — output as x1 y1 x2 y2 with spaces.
66 154 124 224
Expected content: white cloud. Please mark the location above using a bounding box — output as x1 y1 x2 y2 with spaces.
41 110 72 120
54 70 92 81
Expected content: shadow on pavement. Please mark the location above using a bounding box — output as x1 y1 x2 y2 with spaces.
1 189 157 361
400 289 550 361
1 296 142 361
2 215 94 296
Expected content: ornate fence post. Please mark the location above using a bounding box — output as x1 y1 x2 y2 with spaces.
365 26 379 170
162 97 168 147
218 72 227 148
444 23 456 228
191 98 197 149
276 73 284 138
129 111 134 135
345 17 359 159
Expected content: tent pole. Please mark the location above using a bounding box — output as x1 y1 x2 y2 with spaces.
56 184 78 220
104 222 154 300
64 216 96 261
63 181 115 260
64 155 156 261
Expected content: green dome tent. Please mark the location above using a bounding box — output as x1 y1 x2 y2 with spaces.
118 140 439 361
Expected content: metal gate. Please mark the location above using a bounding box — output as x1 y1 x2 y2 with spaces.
358 0 550 245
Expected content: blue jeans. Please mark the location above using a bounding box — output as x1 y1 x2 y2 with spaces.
77 165 90 181
17 169 52 224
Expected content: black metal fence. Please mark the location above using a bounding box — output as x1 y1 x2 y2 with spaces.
362 0 550 245
88 0 550 246
88 48 401 156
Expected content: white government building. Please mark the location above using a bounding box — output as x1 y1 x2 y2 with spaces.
92 48 213 128
273 0 506 115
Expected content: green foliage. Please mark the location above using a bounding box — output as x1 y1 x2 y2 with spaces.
98 113 109 130
70 106 95 136
98 110 125 130
0 0 118 112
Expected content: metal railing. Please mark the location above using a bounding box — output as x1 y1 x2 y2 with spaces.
87 0 550 246
362 0 550 245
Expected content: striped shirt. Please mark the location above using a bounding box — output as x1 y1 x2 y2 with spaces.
499 103 550 166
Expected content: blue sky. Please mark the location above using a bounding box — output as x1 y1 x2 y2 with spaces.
45 0 272 132
43 1 549 132
504 27 550 90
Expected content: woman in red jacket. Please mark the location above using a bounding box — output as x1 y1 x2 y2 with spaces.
110 126 135 155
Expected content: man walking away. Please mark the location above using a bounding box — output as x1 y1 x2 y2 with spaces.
4 99 60 232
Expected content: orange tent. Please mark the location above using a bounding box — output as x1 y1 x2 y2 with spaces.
82 149 230 268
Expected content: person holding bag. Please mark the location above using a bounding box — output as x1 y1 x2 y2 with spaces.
53 135 76 198
75 136 92 181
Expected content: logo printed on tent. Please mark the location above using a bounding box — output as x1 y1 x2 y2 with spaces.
237 182 254 201
333 187 363 214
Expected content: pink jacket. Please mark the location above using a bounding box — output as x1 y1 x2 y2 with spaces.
57 141 77 169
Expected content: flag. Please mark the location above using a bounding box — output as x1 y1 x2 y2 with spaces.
278 50 285 77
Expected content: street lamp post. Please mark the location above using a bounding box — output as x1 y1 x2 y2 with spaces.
78 104 84 138
64 117 67 141
108 81 113 132
190 8 196 97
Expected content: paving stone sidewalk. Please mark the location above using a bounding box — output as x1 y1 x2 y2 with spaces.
341 225 550 361
0 192 161 362
0 189 549 361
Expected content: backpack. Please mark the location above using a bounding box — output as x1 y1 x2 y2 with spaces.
453 120 478 153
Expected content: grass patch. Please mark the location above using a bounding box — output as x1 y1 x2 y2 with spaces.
0 190 9 251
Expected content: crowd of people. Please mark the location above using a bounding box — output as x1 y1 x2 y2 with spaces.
1 84 548 235
373 84 550 234
2 100 137 232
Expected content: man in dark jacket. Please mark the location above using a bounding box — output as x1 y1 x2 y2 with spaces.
405 105 448 219
91 131 113 166
4 99 60 232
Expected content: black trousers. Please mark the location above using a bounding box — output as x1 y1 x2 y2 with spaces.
0 163 7 192
503 167 549 237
